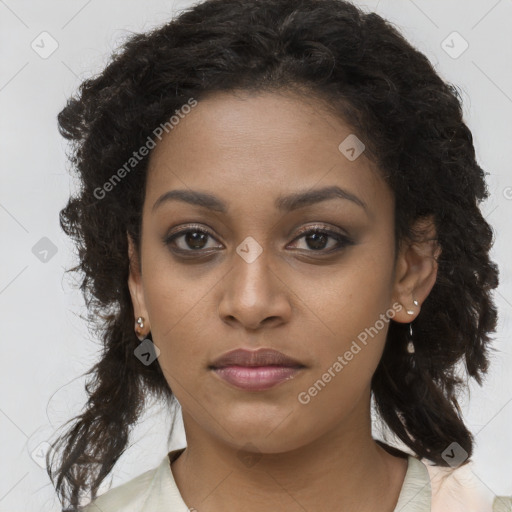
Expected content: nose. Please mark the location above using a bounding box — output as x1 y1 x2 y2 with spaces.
217 249 292 331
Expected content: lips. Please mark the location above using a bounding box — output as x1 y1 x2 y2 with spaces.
209 348 305 391
209 348 304 369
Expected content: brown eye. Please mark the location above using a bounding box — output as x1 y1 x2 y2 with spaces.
164 225 222 254
180 230 209 250
302 231 331 250
288 226 353 253
163 223 353 259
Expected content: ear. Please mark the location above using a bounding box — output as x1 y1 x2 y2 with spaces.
127 232 150 336
390 215 442 323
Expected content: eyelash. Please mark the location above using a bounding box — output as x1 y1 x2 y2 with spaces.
163 223 353 257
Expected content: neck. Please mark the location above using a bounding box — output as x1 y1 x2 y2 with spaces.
171 395 409 512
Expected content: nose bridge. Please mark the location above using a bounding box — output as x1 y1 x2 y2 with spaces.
231 235 273 305
218 235 291 328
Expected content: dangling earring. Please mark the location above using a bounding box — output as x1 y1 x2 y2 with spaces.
407 323 415 354
404 299 419 355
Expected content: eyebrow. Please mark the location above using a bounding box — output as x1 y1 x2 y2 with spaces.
152 185 368 215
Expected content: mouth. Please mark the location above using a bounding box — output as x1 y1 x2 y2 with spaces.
210 347 304 368
209 348 306 391
210 365 304 391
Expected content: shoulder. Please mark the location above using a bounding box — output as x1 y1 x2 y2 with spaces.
80 462 161 511
422 459 512 512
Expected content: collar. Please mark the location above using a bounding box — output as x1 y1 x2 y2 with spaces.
144 447 432 512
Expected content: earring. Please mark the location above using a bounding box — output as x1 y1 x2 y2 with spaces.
135 316 146 341
403 299 418 355
404 322 417 381
407 323 415 354
406 299 420 315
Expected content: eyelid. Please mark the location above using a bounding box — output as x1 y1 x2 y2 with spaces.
291 223 349 239
165 222 348 239
165 223 217 239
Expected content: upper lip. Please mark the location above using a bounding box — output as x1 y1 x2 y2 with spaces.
210 348 305 369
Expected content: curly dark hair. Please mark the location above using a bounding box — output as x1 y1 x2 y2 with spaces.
47 0 500 509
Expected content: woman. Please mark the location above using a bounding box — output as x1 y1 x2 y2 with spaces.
48 0 511 510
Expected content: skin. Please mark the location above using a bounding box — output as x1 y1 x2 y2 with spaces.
127 90 441 512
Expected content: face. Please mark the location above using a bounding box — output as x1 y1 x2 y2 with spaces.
128 90 433 454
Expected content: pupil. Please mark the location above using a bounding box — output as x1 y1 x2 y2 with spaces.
186 231 207 249
307 232 328 250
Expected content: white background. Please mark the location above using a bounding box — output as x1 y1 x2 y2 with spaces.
1 0 511 510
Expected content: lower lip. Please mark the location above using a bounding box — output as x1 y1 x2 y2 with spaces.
211 365 303 391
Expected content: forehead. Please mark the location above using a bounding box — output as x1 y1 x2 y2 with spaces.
144 90 391 219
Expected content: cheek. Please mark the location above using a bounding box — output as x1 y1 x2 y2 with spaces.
295 313 389 422
312 251 394 337
303 251 394 385
141 261 214 378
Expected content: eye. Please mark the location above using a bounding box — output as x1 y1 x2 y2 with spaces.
164 224 222 255
163 223 353 257
287 225 353 253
